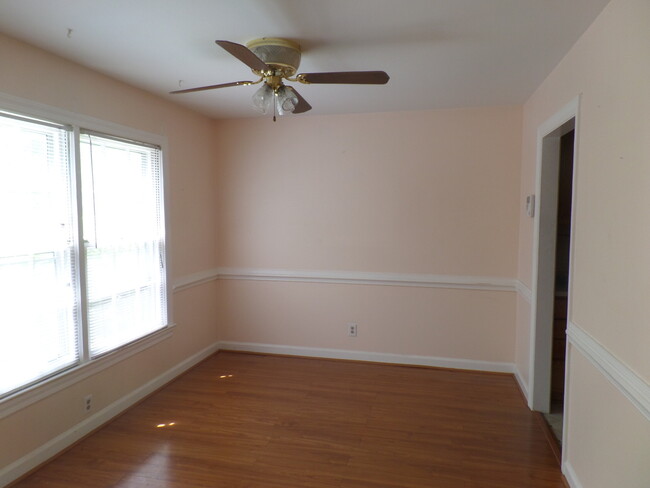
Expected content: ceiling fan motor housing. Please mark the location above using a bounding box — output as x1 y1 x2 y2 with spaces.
246 38 301 77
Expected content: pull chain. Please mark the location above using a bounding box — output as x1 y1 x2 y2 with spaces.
273 91 277 122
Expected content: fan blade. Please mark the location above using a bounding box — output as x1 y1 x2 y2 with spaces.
216 40 269 72
298 71 389 85
170 81 254 94
291 87 312 114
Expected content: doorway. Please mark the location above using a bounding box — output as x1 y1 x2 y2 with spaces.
544 129 574 444
529 98 578 451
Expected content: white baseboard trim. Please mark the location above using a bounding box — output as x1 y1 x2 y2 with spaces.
218 341 515 374
513 366 530 402
567 321 650 422
0 341 220 488
562 461 583 488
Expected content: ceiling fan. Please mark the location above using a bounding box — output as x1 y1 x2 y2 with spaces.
170 38 390 120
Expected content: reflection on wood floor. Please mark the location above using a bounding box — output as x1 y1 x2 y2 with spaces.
12 352 567 487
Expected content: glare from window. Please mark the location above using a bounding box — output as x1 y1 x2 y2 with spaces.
80 135 166 357
0 116 79 396
0 112 168 399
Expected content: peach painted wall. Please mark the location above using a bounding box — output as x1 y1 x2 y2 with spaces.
517 0 650 382
217 280 516 363
516 0 650 485
215 108 521 275
0 34 220 471
214 107 522 363
565 350 650 487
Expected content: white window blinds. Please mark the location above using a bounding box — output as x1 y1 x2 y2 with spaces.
80 133 167 357
0 113 79 396
0 108 169 401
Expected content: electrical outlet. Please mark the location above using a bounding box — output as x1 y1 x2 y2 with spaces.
347 323 358 337
84 394 93 412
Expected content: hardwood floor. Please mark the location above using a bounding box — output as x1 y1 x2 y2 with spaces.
12 352 566 487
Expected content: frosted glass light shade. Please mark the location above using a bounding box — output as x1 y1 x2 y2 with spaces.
275 86 299 115
252 84 274 114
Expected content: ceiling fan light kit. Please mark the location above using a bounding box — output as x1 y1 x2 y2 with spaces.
251 83 298 116
171 37 389 120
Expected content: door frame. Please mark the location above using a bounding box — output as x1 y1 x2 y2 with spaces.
528 96 580 414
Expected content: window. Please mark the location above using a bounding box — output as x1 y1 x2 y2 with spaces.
0 111 168 400
80 133 167 357
0 113 79 396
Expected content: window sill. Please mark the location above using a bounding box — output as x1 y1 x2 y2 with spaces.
0 324 175 419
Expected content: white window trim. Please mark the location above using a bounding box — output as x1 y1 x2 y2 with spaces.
0 91 175 416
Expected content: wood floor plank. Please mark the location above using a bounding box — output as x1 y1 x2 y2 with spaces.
10 352 566 487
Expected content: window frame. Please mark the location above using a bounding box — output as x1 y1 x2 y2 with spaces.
0 93 174 417
78 130 169 359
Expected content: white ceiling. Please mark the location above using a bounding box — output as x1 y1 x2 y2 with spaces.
0 0 609 120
